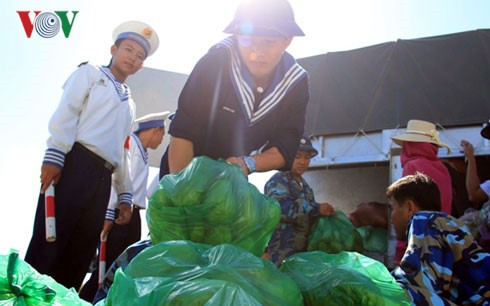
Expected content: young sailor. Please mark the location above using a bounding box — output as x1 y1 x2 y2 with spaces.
79 111 169 302
25 20 159 290
160 0 310 178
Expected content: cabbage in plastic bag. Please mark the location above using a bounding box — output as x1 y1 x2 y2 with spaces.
280 251 410 306
98 240 303 306
147 156 281 257
307 211 363 254
0 249 91 306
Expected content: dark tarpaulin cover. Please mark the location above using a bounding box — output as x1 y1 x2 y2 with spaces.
298 29 490 136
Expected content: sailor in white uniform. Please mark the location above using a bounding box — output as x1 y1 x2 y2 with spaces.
25 20 159 291
79 111 169 302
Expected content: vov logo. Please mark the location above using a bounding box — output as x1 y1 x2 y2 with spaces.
17 11 79 38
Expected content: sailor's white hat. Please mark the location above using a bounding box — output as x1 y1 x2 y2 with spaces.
134 111 170 132
113 20 159 57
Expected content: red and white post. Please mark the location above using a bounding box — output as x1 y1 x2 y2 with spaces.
98 237 107 288
45 183 56 242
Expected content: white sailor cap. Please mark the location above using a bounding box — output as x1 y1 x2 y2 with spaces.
134 111 170 132
113 20 159 58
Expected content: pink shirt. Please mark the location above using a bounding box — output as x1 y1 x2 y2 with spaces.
400 141 453 214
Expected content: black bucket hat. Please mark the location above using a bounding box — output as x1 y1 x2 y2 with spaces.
298 136 318 157
223 0 305 37
481 119 490 140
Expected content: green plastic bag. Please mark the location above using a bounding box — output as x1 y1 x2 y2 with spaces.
307 211 363 254
98 240 303 306
147 156 281 256
357 226 388 253
0 249 91 306
280 251 410 306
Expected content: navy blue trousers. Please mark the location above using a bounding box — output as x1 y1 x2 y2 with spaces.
25 144 112 290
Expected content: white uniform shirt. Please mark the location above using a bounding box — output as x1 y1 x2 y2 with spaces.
146 173 160 200
105 133 150 220
128 134 149 208
43 63 134 204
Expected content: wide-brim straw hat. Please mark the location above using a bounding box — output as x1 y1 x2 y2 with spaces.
391 119 451 153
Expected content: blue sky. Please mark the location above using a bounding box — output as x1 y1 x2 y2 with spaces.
1 0 489 256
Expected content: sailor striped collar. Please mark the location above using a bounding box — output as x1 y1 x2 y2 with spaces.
216 37 307 127
99 66 130 103
131 133 148 165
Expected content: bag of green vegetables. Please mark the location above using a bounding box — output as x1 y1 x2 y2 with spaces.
307 211 363 254
280 251 410 306
147 156 281 257
98 240 303 306
0 249 91 306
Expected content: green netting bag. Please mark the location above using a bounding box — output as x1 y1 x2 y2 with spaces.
147 156 281 256
357 226 388 253
307 211 363 253
98 240 303 306
0 249 91 306
280 251 411 306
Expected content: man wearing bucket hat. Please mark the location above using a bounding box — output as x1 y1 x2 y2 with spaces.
79 111 169 302
25 20 159 290
391 119 453 264
160 0 310 179
264 136 334 266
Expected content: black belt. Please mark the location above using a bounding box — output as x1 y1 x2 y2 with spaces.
73 142 115 173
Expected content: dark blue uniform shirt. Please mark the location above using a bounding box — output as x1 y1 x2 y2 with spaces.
160 37 309 177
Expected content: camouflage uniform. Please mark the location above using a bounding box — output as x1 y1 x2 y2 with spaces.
265 171 320 266
392 211 490 305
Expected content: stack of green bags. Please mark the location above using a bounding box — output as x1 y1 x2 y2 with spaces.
96 241 303 306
